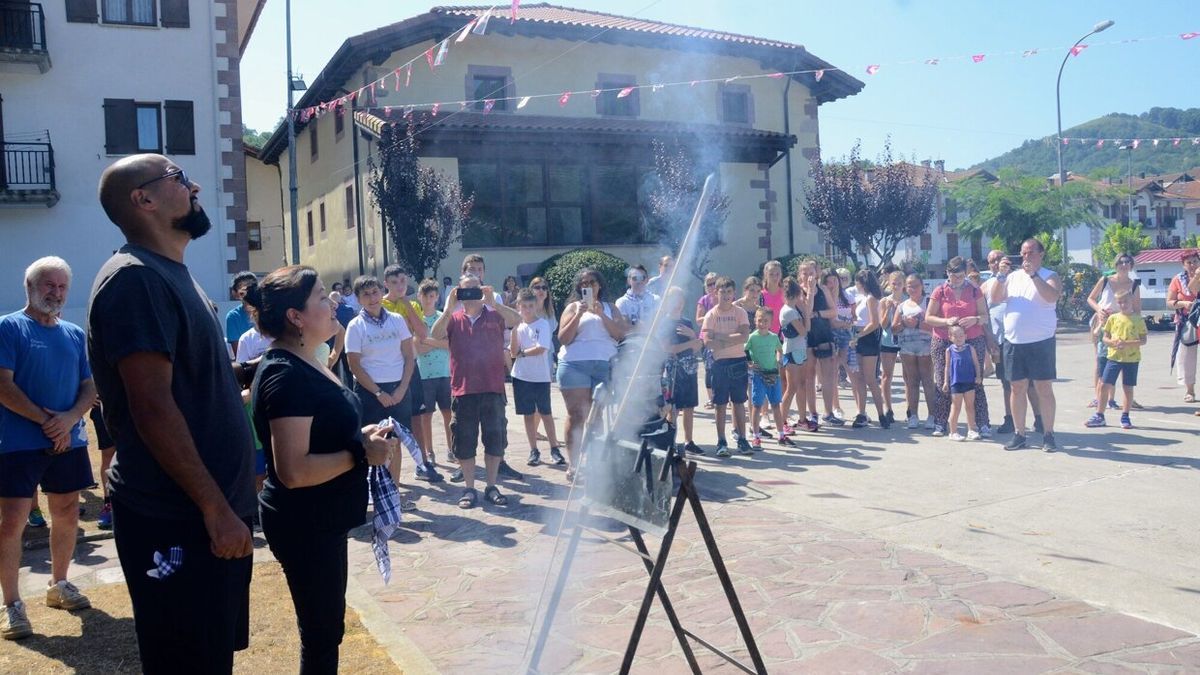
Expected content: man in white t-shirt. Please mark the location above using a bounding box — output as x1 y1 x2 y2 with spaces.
989 238 1061 452
615 265 660 332
645 256 674 298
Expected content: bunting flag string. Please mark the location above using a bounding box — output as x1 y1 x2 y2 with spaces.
1060 136 1200 147
287 25 1199 125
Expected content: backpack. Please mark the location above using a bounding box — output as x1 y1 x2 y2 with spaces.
1183 300 1200 347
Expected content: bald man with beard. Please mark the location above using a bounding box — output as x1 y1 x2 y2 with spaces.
87 154 257 674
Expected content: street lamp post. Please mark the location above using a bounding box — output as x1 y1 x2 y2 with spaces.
1055 19 1114 262
286 0 300 265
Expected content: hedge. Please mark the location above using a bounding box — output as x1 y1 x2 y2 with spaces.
533 249 631 312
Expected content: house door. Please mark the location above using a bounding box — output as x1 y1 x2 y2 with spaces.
1 1 35 50
0 92 6 189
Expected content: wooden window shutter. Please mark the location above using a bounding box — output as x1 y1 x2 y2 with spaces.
164 100 195 155
65 0 99 23
103 98 138 155
160 0 189 28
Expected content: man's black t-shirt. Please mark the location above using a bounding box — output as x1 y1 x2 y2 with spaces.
87 244 256 520
252 349 367 531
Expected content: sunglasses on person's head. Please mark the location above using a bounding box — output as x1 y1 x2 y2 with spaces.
137 168 189 190
532 284 548 290
1116 258 1134 266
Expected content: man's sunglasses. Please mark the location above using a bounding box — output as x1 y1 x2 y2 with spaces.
532 285 548 290
137 168 190 190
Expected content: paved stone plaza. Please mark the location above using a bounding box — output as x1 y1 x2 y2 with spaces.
18 329 1200 672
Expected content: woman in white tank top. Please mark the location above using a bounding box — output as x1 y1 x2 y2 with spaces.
555 268 627 480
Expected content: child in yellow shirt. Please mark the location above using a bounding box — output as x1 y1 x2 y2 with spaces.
1086 291 1147 429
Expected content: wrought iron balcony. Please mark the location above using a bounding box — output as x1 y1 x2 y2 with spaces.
1 136 58 207
0 2 49 72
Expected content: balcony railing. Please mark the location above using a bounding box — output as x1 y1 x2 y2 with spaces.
0 2 46 53
2 140 56 192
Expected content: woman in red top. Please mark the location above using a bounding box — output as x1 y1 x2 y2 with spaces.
925 257 997 437
1168 250 1200 406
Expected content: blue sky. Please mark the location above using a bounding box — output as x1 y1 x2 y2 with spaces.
240 0 1199 170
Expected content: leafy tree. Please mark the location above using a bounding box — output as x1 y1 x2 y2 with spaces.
1183 233 1200 249
641 141 731 280
242 123 276 150
803 140 939 271
948 168 1112 256
368 122 474 279
1034 232 1064 266
1095 222 1151 268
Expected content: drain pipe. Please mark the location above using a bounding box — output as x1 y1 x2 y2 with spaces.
782 63 797 257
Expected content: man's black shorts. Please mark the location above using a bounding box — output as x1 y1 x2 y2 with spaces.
1003 337 1057 382
111 500 252 674
512 378 552 416
450 392 507 460
0 447 93 498
710 358 749 405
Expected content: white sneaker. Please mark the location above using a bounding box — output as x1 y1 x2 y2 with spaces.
906 414 920 429
924 416 936 430
833 409 845 421
2 600 31 640
966 430 981 441
949 432 966 441
46 580 90 611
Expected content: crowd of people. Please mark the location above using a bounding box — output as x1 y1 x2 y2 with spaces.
3 152 1200 673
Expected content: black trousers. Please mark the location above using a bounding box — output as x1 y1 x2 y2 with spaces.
261 510 351 675
112 500 252 675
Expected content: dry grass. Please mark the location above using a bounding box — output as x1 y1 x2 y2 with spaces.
0 562 401 674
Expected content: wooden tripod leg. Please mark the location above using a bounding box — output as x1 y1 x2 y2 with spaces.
628 527 702 674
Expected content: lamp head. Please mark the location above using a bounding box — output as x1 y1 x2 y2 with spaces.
1094 19 1115 33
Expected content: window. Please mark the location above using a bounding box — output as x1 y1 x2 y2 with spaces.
319 202 326 238
104 98 193 155
309 124 318 161
944 197 958 226
970 233 983 263
465 66 513 112
458 160 650 247
102 0 156 26
345 185 355 228
920 233 932 251
306 210 313 247
719 85 753 125
946 232 959 259
595 74 638 117
247 221 262 251
334 105 344 138
1148 278 1158 287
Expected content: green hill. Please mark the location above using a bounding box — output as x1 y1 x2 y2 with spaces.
971 107 1200 178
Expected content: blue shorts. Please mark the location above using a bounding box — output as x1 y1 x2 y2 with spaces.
781 349 808 366
556 359 610 391
1102 360 1139 387
750 373 783 406
0 446 94 498
711 358 749 405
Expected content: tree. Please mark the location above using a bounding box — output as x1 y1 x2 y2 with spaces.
242 123 277 150
803 140 939 271
640 141 730 280
368 122 474 279
948 168 1112 254
1183 233 1200 249
1095 222 1151 268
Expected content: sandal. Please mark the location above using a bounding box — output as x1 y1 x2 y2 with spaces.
400 499 417 512
458 488 477 509
1185 393 1196 403
483 485 508 505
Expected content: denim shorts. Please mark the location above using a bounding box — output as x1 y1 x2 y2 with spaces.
556 359 610 391
781 349 808 366
750 373 783 406
1102 360 1139 387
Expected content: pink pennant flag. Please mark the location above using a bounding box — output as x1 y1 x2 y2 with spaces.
1022 49 1038 57
1181 32 1199 40
558 91 570 107
814 69 824 82
1070 44 1088 57
617 86 634 99
1062 138 1070 145
768 72 785 79
511 0 519 23
431 102 440 117
971 54 985 63
369 82 376 103
433 40 449 67
1096 139 1104 148
456 19 475 42
590 89 601 98
472 7 493 35
865 65 880 75
348 90 358 102
924 58 939 66
517 96 530 109
1132 139 1140 149
424 48 435 70
483 99 496 114
405 64 412 87
460 101 468 111
1173 138 1182 146
384 106 392 117
393 68 402 91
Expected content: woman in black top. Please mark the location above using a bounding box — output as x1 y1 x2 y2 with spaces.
247 266 394 675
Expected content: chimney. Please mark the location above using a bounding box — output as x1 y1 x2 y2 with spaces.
934 159 945 172
921 159 931 168
1139 172 1145 179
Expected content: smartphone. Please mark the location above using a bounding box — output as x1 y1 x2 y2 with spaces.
457 286 483 301
1006 254 1023 269
582 286 594 308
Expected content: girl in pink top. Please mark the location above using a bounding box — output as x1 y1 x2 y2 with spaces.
760 260 785 334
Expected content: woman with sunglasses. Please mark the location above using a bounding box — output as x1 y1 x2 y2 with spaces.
925 257 994 438
528 276 557 332
896 274 937 429
556 268 626 481
810 269 852 426
1087 253 1142 410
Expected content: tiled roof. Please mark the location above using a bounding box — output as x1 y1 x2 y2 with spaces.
1134 248 1199 264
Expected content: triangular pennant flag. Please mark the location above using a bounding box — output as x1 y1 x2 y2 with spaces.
651 84 664 92
1132 139 1140 149
483 99 496 113
431 102 440 117
384 106 392 116
472 7 494 35
403 106 413 120
349 90 358 102
1153 139 1160 146
1181 32 1199 40
424 48 435 69
590 89 601 98
456 19 475 42
971 54 985 63
1070 44 1088 57
460 101 468 111
866 65 880 75
924 58 939 66
558 91 570 107
1174 138 1182 146
814 69 824 82
617 86 634 98
1096 139 1104 148
511 0 519 23
1062 138 1070 145
369 82 376 103
1193 138 1200 145
405 64 412 87
393 68 402 91
724 76 739 83
433 40 449 67
1022 49 1038 57
690 80 698 87
768 72 785 78
517 96 530 109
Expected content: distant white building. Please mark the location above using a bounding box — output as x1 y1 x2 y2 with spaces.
0 0 267 321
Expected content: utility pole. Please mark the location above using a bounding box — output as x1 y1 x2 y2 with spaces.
286 0 300 264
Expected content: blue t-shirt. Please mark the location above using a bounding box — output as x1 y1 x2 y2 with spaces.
417 312 450 379
225 304 252 344
0 312 91 452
